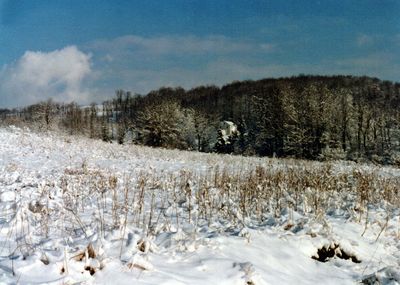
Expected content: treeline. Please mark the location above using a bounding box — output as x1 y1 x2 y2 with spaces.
2 75 400 164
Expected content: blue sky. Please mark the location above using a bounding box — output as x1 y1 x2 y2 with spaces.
0 0 399 107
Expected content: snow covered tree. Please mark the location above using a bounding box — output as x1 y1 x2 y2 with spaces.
135 101 189 149
214 121 239 154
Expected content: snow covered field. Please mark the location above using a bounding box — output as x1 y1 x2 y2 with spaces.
0 126 399 284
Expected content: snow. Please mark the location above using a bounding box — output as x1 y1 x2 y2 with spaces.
0 126 399 284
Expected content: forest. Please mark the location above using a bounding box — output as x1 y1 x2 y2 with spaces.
1 75 400 164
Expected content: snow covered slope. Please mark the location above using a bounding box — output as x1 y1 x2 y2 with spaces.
0 126 399 284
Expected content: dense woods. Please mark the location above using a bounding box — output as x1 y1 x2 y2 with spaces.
2 75 400 164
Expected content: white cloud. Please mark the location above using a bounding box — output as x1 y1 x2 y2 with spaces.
0 46 92 108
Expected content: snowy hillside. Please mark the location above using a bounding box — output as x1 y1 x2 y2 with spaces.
0 126 399 284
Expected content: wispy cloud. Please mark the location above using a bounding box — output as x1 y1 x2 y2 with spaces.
87 33 400 97
356 34 382 47
84 34 278 96
356 34 375 47
335 52 393 69
333 52 399 80
90 34 276 56
394 34 400 46
0 46 93 108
